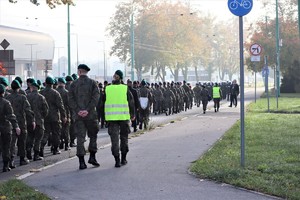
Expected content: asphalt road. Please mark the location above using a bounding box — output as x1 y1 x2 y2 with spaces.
1 87 280 200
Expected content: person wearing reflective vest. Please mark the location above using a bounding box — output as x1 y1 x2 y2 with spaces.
212 83 222 112
102 70 135 168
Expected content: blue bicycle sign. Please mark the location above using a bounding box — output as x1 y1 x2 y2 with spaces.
228 0 253 16
229 0 252 10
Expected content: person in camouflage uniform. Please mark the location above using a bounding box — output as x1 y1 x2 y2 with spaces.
138 80 152 130
40 77 66 156
101 70 135 168
200 85 209 114
0 84 21 172
68 64 100 170
26 81 49 161
65 75 77 147
127 80 139 132
193 83 202 107
56 78 71 151
6 80 35 167
0 77 10 97
164 82 175 116
152 84 163 115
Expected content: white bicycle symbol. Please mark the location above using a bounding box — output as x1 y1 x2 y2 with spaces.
229 0 252 10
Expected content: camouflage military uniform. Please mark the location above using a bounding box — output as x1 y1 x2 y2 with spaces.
200 86 209 114
40 85 66 155
6 90 35 165
193 84 201 107
56 85 71 150
68 74 100 157
26 89 49 160
0 90 19 171
138 84 152 130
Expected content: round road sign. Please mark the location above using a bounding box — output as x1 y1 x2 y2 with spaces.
250 43 262 56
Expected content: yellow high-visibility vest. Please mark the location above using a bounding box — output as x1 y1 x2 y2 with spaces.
213 87 221 98
105 84 130 121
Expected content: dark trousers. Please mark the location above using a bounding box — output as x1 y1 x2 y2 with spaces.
230 94 238 107
42 121 61 149
27 125 44 152
108 121 130 157
10 128 27 158
213 98 221 110
0 125 12 162
60 121 70 144
75 120 99 156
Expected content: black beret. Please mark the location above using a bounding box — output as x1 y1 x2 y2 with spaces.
0 84 5 94
11 80 21 90
114 70 123 79
71 73 78 80
78 64 90 72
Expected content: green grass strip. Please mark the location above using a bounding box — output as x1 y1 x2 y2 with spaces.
190 95 300 200
0 179 50 200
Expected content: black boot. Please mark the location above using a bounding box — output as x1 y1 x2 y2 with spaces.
53 147 61 155
9 157 16 169
114 156 121 168
78 156 87 170
27 150 32 160
20 157 29 166
121 153 127 165
64 143 71 151
33 151 43 161
39 147 44 157
3 161 11 172
88 152 100 167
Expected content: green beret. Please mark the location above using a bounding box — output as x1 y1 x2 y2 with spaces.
45 76 55 85
58 77 66 84
36 80 42 86
11 80 21 90
141 79 146 86
114 70 123 79
78 64 90 72
0 77 9 87
15 76 23 85
27 78 35 84
31 81 40 89
0 84 6 94
65 75 73 82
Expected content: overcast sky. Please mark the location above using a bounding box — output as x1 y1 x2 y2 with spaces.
0 0 263 76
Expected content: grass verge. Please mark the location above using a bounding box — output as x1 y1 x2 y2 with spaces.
0 179 50 200
190 94 300 200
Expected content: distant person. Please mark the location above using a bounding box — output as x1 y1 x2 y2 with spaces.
68 64 100 170
229 79 239 107
101 70 135 168
200 85 209 114
212 83 222 112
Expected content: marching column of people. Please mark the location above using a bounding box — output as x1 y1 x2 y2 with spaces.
0 66 240 172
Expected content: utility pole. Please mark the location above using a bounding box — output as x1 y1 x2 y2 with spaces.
67 4 71 75
97 41 106 81
25 43 37 78
275 0 280 97
131 13 135 81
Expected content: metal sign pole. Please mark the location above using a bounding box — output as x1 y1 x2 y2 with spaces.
239 16 245 168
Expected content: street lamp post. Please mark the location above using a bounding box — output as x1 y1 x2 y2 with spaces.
275 0 280 98
25 43 37 78
97 41 106 81
71 33 79 67
35 50 41 79
67 4 71 75
130 13 135 81
55 47 64 77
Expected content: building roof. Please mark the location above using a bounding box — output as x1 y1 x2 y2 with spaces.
0 25 54 61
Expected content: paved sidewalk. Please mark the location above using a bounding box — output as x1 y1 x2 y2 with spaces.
22 88 279 200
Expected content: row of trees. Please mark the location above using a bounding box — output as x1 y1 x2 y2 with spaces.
107 0 240 82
